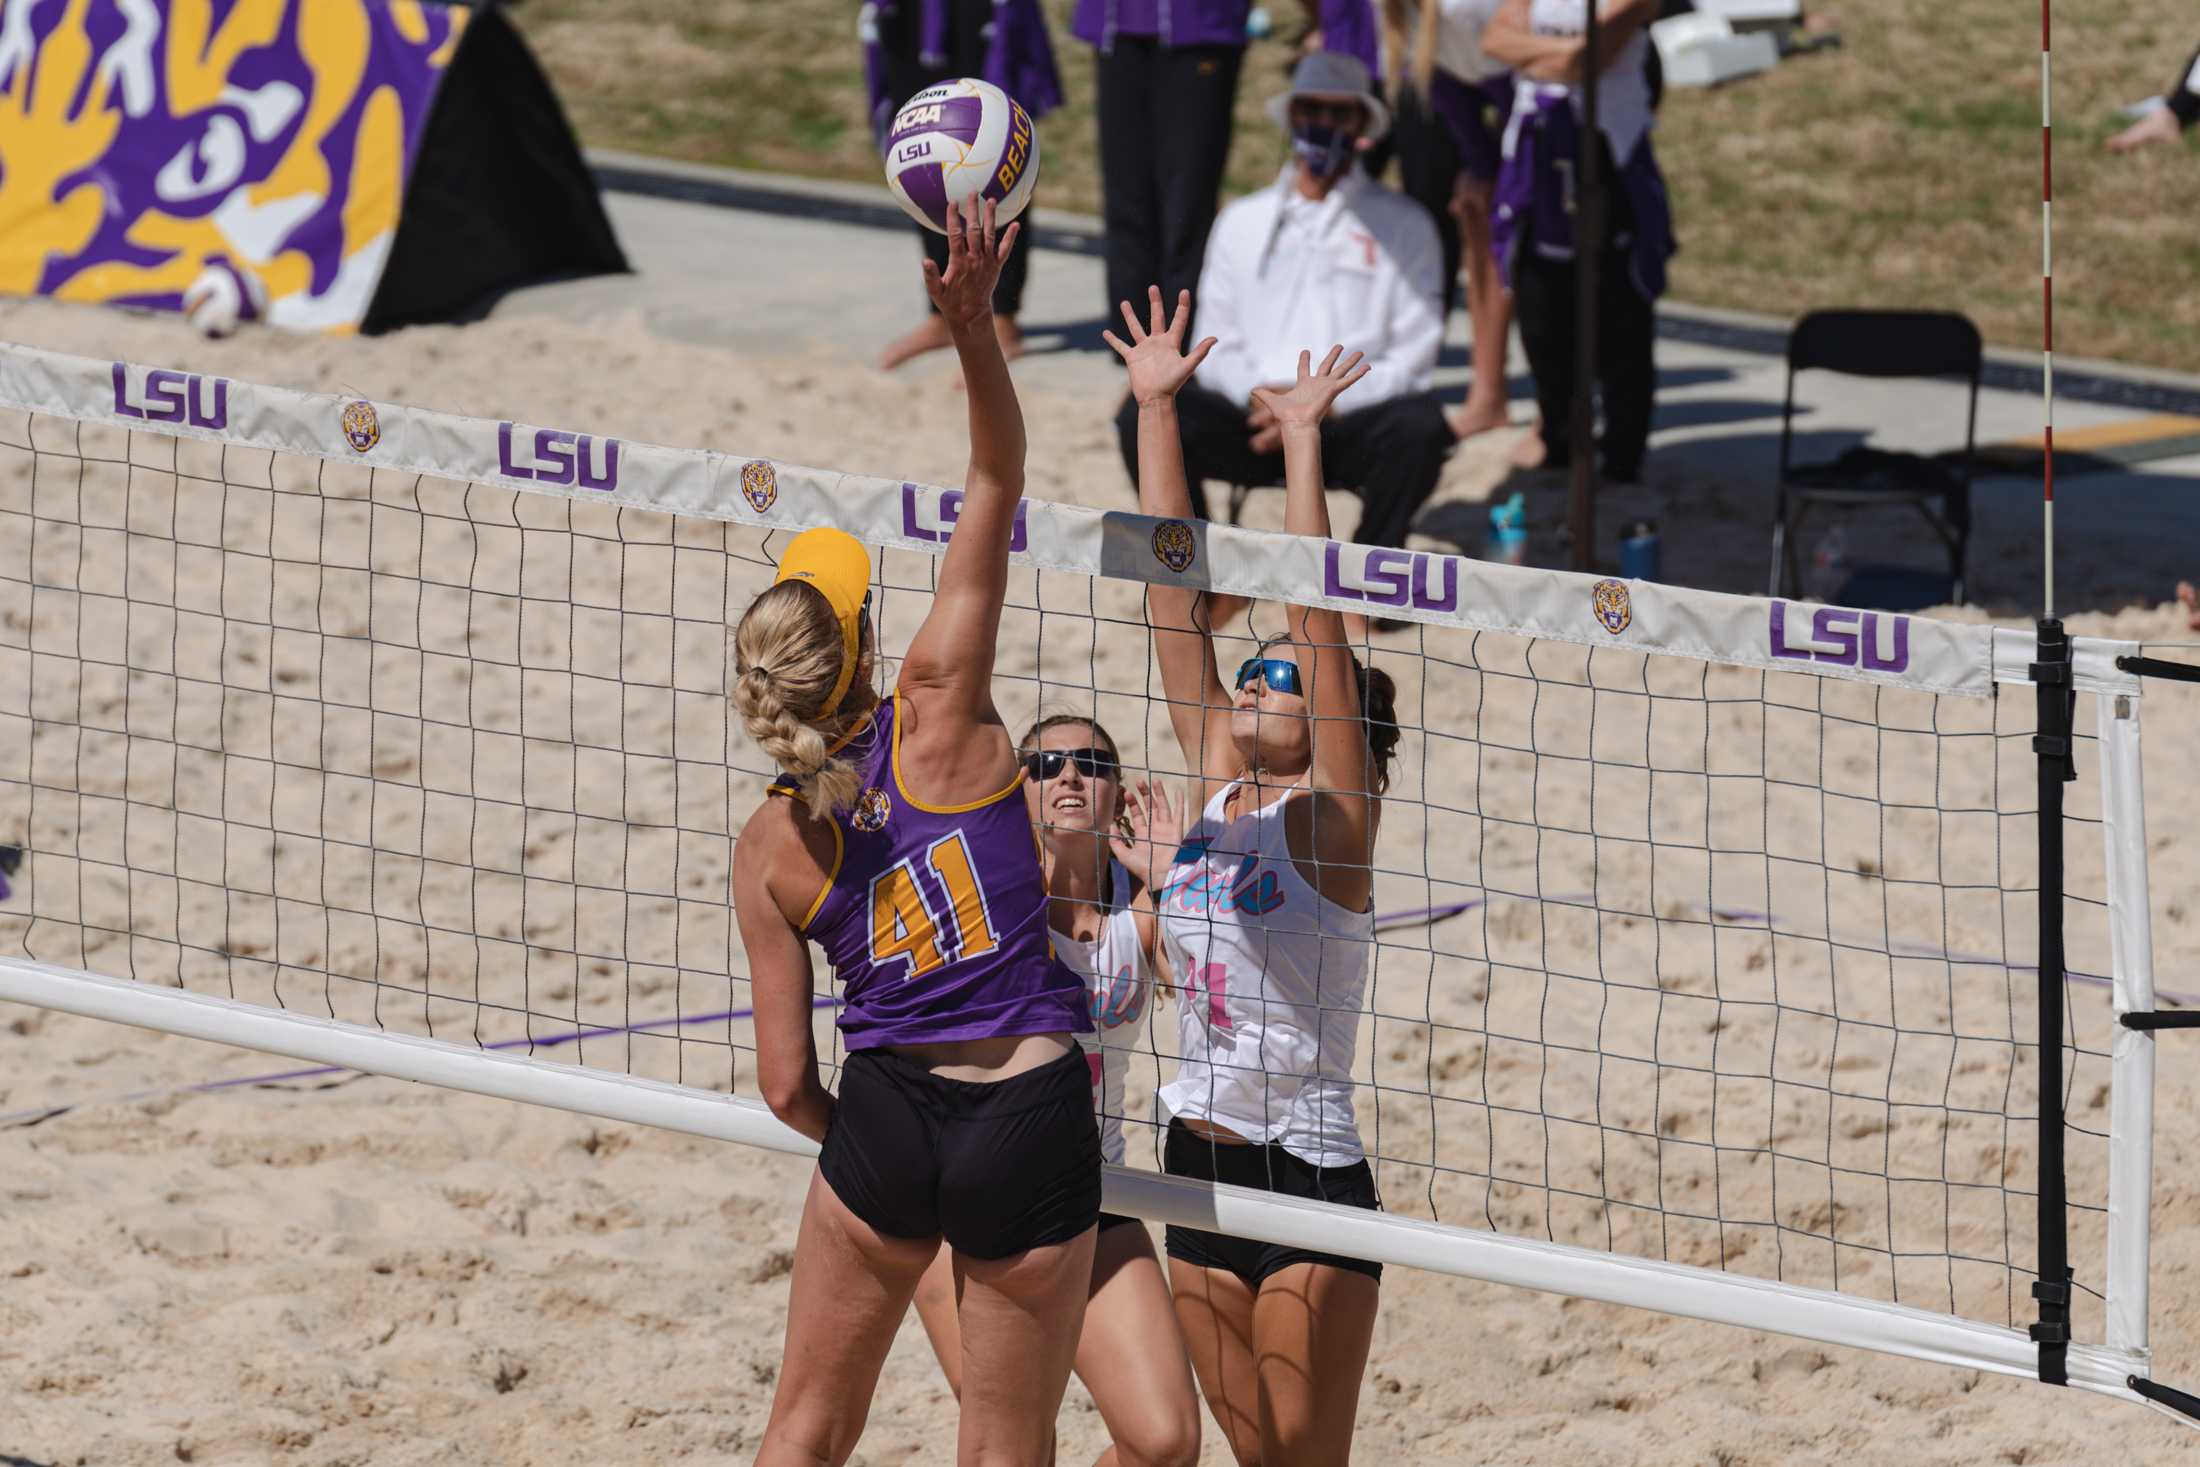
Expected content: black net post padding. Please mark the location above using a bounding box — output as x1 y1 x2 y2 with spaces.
2029 617 2075 1385
1566 0 1603 572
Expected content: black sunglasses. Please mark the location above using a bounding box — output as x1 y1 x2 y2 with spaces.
1022 746 1119 782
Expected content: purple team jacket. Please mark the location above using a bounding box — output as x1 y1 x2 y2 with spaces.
1317 0 1383 78
1492 88 1676 301
864 0 1065 147
1070 0 1252 52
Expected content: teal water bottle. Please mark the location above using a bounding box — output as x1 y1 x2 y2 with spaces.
1488 492 1528 565
1619 520 1660 581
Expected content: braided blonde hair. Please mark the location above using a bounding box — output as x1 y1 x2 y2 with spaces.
732 581 873 818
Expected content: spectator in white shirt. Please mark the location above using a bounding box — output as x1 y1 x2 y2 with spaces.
1112 51 1456 553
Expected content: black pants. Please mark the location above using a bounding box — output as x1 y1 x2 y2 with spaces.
1095 38 1243 330
878 0 1030 316
1510 140 1655 480
1370 86 1463 318
1116 382 1453 548
1512 244 1654 480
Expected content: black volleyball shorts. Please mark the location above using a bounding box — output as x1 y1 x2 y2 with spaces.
819 1044 1102 1260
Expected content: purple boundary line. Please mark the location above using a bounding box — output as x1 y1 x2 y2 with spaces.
1 998 840 1128
1370 898 2196 1006
189 997 842 1093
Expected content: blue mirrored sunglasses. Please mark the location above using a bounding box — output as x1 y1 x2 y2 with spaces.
1233 657 1303 696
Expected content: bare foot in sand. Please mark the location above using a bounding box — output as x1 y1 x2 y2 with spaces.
2179 580 2200 630
995 314 1026 361
1509 428 1549 470
1448 394 1510 441
878 314 954 371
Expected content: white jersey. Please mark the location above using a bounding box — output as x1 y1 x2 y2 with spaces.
1412 0 1505 84
1156 780 1376 1167
1059 859 1151 1166
1516 0 1653 163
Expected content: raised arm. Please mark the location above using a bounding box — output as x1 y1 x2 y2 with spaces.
899 198 1027 710
1103 287 1239 783
1250 349 1383 875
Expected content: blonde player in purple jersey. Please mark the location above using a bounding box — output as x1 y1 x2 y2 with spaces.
910 714 1203 1467
1110 285 1402 1466
731 198 1099 1467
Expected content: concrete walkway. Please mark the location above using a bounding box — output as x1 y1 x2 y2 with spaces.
495 151 2198 617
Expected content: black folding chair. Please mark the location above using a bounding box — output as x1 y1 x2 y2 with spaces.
1770 309 1982 605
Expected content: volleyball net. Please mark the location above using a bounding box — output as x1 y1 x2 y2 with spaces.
0 342 2182 1416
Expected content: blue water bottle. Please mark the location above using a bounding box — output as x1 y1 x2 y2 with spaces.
1488 492 1528 565
1619 519 1660 581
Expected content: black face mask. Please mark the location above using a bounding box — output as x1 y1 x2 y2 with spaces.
1290 121 1356 179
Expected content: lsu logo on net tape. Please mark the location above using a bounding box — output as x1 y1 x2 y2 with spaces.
852 787 892 833
1151 521 1197 574
340 401 380 454
1591 578 1633 636
740 460 779 514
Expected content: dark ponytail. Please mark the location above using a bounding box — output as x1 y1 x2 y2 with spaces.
1356 660 1400 796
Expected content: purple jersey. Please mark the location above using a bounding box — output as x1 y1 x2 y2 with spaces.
773 695 1090 1050
1070 0 1250 50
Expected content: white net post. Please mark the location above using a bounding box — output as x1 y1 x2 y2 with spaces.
2099 686 2155 1362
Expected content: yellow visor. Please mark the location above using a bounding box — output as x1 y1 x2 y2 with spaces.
773 527 873 716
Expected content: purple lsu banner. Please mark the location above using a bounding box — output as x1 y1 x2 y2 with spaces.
0 0 467 333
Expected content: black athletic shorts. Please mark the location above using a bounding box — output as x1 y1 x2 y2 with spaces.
819 1045 1101 1260
1162 1116 1384 1285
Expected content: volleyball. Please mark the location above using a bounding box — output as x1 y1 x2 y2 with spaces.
883 77 1040 235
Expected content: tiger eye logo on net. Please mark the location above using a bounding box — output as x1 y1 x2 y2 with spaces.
852 787 891 832
340 400 380 453
1591 578 1633 635
1151 521 1197 574
740 460 778 514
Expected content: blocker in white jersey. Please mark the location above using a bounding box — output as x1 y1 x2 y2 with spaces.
1156 777 1377 1168
1115 303 1403 1456
1058 858 1153 1167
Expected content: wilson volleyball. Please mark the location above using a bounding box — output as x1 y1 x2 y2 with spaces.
883 77 1040 235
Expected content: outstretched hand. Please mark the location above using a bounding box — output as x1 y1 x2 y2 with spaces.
923 196 1019 333
1111 776 1185 897
1249 345 1369 432
1103 287 1217 406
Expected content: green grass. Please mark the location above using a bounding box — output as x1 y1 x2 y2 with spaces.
514 0 2200 375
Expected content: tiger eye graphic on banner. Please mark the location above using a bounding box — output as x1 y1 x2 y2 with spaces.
0 0 627 334
0 0 464 331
